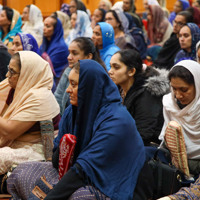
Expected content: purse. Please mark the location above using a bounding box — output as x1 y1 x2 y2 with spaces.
148 148 183 199
58 133 77 180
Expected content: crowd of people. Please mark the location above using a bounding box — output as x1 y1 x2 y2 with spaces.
0 0 200 199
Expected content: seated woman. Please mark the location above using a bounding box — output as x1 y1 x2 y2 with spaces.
0 51 60 193
40 15 69 82
21 4 43 46
7 59 145 200
53 11 71 39
91 8 106 29
92 22 120 71
65 10 93 46
55 37 106 115
174 23 200 64
159 60 200 178
105 9 137 50
109 49 170 145
11 33 40 55
0 6 22 50
169 0 190 24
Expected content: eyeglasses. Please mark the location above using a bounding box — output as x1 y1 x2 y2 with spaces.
7 65 20 77
173 20 185 27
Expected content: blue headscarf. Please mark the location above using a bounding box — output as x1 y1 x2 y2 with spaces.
54 59 145 199
17 33 40 54
174 23 200 64
98 22 120 71
40 18 69 78
168 0 190 24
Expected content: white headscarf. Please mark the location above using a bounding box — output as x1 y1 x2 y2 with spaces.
159 60 200 159
147 0 159 5
22 4 44 46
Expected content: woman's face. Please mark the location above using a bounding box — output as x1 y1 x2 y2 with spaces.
11 35 23 54
69 0 77 14
109 53 132 86
22 7 29 21
123 0 131 11
0 10 11 27
70 12 77 29
68 41 88 68
143 0 149 10
179 26 192 52
92 9 103 24
197 48 200 64
43 17 55 40
92 25 103 49
174 0 183 14
6 58 20 89
171 77 196 106
66 68 79 106
105 12 119 30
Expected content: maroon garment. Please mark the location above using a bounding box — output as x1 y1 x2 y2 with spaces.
5 88 61 132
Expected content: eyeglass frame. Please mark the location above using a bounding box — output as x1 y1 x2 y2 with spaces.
7 65 20 77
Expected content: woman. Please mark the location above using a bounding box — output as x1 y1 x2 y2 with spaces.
92 22 120 71
105 9 136 50
0 51 60 192
0 6 22 49
169 0 190 24
147 5 173 47
7 59 145 200
174 23 200 64
65 10 92 46
98 0 112 11
45 59 145 199
55 37 106 115
11 33 40 55
69 0 87 15
21 4 43 46
91 8 106 29
109 49 169 145
196 41 200 63
40 15 69 81
159 60 200 177
53 11 71 39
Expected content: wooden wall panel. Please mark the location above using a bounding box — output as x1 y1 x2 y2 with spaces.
6 0 32 13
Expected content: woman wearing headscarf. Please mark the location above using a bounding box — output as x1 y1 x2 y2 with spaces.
0 6 22 49
92 22 120 71
159 60 200 178
40 16 69 81
0 51 60 193
174 23 200 63
21 4 43 46
65 10 92 46
105 9 136 50
147 4 173 61
169 0 190 24
53 11 71 39
98 0 112 11
45 59 145 200
11 33 40 55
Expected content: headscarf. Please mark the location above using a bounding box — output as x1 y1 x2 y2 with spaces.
148 5 170 44
40 18 69 78
0 51 59 121
60 3 70 16
196 41 200 63
54 59 145 200
147 0 159 5
16 33 40 54
56 10 71 39
174 23 200 63
99 0 112 11
22 4 43 46
191 6 200 28
0 9 22 47
97 22 120 71
114 9 129 33
65 10 92 46
159 60 200 159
